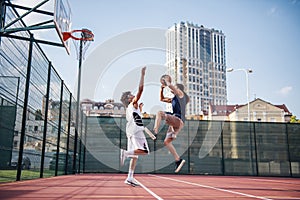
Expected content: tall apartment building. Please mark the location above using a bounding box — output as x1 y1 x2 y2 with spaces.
166 22 227 116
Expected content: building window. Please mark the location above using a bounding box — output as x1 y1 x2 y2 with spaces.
14 141 18 148
270 118 276 122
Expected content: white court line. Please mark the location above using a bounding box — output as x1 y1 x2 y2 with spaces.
249 178 300 185
150 174 273 200
135 179 163 200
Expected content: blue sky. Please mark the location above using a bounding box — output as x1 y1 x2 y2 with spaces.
19 0 300 117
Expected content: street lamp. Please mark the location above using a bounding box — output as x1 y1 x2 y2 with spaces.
227 67 253 121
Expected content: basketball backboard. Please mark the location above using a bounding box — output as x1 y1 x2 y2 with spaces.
54 0 72 54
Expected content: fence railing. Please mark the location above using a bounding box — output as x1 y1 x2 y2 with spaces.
85 116 300 177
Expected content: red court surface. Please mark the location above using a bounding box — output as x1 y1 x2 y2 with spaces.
0 174 299 200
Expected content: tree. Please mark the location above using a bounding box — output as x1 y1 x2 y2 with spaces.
290 115 300 123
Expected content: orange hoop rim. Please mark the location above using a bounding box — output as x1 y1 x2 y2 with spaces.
62 29 94 41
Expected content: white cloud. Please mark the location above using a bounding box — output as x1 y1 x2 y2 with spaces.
278 86 292 96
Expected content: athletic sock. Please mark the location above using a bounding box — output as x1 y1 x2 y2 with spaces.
127 170 134 180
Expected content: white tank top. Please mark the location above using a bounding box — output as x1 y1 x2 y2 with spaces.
126 103 144 137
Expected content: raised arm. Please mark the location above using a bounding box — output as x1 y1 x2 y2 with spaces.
132 67 146 106
160 85 172 103
163 77 184 98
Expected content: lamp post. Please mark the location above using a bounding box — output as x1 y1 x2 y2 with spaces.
227 68 253 121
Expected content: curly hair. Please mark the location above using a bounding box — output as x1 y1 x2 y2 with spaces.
120 91 131 107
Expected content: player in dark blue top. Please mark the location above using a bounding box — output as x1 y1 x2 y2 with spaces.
153 74 189 173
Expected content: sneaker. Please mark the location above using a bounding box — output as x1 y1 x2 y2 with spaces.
124 178 140 187
174 159 185 173
120 149 126 166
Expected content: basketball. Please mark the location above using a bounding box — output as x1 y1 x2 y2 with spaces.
160 74 172 86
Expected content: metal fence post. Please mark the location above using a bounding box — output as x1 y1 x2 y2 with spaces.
65 93 72 175
54 80 64 176
248 122 256 175
285 124 292 177
0 0 6 44
220 121 225 175
187 120 190 174
78 111 83 173
253 122 259 176
83 114 87 172
40 61 51 178
17 33 34 181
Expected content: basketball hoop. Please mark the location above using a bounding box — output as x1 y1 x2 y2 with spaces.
62 29 94 41
62 28 94 60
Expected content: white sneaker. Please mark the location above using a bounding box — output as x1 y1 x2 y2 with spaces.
120 149 126 166
124 178 140 187
175 159 185 173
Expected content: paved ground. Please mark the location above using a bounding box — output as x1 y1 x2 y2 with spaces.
0 174 300 199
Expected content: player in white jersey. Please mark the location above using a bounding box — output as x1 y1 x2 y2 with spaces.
120 66 150 186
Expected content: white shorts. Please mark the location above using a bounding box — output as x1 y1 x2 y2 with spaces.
127 130 150 158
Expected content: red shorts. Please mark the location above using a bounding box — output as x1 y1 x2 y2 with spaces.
165 114 184 136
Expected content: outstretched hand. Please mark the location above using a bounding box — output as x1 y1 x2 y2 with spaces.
162 77 171 86
141 66 146 76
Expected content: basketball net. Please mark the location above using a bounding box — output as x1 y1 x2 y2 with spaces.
62 29 94 60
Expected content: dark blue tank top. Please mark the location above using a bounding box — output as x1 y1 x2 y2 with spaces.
171 95 187 122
